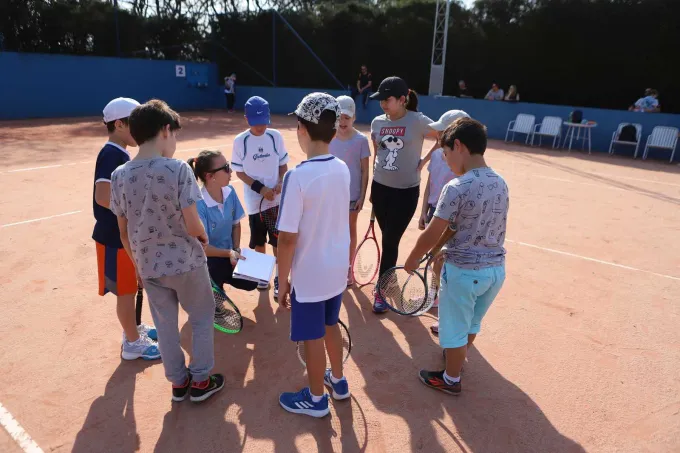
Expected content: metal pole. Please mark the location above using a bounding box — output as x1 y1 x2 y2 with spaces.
274 11 344 90
272 12 277 86
113 0 121 57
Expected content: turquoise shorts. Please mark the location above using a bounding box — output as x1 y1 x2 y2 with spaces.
438 263 506 349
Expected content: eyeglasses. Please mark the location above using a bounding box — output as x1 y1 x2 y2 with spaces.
208 163 231 174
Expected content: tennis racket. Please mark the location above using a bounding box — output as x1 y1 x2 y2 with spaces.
352 209 380 286
377 224 456 316
135 286 143 326
296 319 352 367
211 279 243 334
259 195 279 240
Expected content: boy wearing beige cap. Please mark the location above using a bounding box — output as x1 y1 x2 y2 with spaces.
93 97 160 361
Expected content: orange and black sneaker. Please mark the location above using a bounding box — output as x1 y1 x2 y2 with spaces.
419 370 461 395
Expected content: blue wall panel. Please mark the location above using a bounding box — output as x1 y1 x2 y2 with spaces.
0 52 220 120
235 85 680 162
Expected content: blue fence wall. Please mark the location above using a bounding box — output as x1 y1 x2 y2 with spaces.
0 52 221 120
236 85 680 162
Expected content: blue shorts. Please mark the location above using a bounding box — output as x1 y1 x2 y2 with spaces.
438 263 506 349
290 290 342 342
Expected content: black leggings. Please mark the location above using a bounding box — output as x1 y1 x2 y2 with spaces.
371 180 420 277
226 93 235 110
207 257 258 292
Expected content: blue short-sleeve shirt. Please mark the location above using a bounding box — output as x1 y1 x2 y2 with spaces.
197 185 245 251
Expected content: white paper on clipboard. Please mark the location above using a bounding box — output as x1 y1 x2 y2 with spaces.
232 248 276 284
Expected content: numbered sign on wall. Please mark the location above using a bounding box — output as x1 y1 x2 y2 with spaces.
175 65 186 78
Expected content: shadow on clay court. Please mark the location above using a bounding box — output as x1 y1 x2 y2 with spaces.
158 288 366 452
509 152 680 206
72 359 155 453
347 286 586 453
499 139 680 173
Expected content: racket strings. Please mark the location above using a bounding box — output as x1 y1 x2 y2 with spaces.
378 268 426 314
297 323 351 366
354 243 378 277
214 293 240 330
260 206 279 237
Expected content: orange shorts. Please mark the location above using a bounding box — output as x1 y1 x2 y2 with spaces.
96 242 137 297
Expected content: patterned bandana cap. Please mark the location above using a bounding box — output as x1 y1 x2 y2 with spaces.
293 92 341 129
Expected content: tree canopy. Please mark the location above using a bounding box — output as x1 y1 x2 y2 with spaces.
1 0 678 112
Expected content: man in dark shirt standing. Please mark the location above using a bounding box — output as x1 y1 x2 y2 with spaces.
458 80 473 98
354 65 373 109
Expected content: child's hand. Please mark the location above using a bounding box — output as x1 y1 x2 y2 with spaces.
229 249 244 266
354 196 365 212
261 187 275 201
274 182 282 195
197 232 209 248
418 214 427 230
404 255 420 274
135 270 143 289
278 279 291 309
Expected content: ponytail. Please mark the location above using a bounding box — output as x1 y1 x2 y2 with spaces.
405 89 419 112
187 150 222 184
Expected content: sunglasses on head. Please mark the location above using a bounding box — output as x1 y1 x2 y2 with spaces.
208 163 231 174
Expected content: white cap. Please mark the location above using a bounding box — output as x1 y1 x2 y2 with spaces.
336 95 356 117
429 109 470 131
103 97 140 123
291 92 340 129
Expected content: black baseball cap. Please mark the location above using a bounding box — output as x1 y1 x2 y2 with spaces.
370 76 409 101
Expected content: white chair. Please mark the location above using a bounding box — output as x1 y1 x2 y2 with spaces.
640 126 678 162
531 116 562 148
609 123 642 157
505 114 535 145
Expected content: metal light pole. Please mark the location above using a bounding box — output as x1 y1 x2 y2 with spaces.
428 0 451 96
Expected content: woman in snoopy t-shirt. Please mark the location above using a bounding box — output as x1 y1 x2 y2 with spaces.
369 76 438 313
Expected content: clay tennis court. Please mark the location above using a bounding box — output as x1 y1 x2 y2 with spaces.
1 112 679 453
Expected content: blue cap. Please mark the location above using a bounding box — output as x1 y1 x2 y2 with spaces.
244 96 271 126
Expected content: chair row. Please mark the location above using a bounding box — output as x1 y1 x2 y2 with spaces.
505 114 678 162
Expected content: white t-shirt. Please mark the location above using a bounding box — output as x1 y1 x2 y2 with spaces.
276 154 351 302
231 128 289 215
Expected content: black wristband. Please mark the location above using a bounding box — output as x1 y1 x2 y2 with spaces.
250 180 265 194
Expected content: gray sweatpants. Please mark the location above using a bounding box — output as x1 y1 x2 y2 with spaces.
143 265 215 385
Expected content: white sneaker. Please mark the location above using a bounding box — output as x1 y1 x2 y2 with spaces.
122 323 158 342
121 335 161 361
137 323 158 341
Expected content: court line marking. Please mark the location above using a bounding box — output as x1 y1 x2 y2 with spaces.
0 143 230 175
506 239 679 281
1 211 82 228
492 155 680 188
0 402 44 453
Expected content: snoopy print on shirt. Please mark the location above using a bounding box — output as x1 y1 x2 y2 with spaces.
370 111 433 189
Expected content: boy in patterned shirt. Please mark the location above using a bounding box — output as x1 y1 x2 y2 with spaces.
405 117 509 396
110 100 224 403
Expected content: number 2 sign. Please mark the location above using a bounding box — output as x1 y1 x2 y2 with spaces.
175 65 186 78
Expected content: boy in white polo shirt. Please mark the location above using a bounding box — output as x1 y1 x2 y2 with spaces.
277 93 350 418
231 96 289 296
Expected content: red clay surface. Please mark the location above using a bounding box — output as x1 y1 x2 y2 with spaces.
1 112 679 453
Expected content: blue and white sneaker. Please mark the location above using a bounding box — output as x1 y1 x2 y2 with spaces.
279 387 330 418
274 276 279 298
138 323 158 341
121 335 161 361
372 291 388 314
324 369 350 400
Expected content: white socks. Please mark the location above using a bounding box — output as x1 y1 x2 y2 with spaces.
330 374 345 384
443 371 460 385
310 392 323 403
